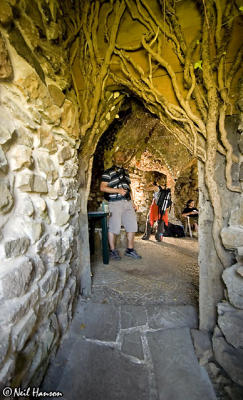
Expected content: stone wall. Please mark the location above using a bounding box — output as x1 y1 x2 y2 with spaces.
0 31 81 388
198 115 243 393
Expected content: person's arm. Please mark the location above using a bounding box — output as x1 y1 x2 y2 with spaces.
182 208 198 217
100 181 127 196
129 188 137 210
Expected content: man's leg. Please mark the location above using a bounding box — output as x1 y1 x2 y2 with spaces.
127 231 135 249
108 202 122 260
155 219 164 241
108 232 116 250
122 201 141 259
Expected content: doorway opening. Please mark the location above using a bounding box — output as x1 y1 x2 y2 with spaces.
87 99 199 307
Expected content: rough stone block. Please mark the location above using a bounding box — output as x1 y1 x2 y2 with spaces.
10 145 33 170
24 221 43 243
217 302 243 348
0 182 13 214
221 227 243 250
240 162 243 181
0 31 13 81
62 160 78 178
57 278 76 319
48 185 58 200
213 327 243 386
34 197 47 214
33 175 48 193
16 195 34 216
222 263 243 309
0 145 8 173
63 180 76 200
12 309 37 352
43 104 62 125
38 290 61 320
38 268 59 299
0 257 33 300
0 1 13 25
24 326 56 385
0 127 12 145
32 256 45 282
237 265 243 276
51 200 70 226
48 85 65 107
38 127 57 154
16 172 34 192
190 329 213 365
39 236 62 265
60 100 80 137
4 237 30 258
15 127 34 148
224 384 243 400
0 285 39 326
58 146 73 164
36 152 58 183
0 328 10 364
0 356 15 386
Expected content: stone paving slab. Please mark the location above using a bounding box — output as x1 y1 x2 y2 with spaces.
120 304 147 328
121 330 144 360
50 339 150 400
147 304 198 330
69 301 119 342
147 327 217 400
41 301 216 400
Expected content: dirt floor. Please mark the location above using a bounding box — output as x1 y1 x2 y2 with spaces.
90 234 199 307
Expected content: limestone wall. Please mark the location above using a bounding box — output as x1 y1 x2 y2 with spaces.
199 115 243 391
0 32 81 387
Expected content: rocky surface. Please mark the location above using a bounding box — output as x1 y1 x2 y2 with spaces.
0 0 242 395
0 24 81 390
42 299 216 400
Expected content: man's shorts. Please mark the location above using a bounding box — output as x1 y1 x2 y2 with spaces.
108 200 137 235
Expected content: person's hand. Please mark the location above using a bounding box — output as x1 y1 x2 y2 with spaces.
118 188 127 196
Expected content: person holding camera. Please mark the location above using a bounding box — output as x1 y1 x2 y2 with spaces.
100 151 142 260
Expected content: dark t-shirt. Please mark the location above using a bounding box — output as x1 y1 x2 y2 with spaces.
182 207 198 220
182 207 198 214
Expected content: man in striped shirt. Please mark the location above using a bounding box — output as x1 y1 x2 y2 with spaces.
100 151 142 260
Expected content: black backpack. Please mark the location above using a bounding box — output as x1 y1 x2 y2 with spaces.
155 187 172 216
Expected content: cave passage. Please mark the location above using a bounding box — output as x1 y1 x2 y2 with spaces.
87 100 199 306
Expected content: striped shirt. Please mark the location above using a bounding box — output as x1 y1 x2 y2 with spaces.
101 166 131 202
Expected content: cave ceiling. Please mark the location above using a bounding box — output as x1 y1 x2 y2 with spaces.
101 102 193 180
0 0 242 172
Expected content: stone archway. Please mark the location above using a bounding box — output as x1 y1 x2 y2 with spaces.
0 0 242 392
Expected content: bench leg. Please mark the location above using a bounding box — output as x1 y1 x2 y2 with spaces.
101 216 109 264
187 217 192 237
89 220 95 254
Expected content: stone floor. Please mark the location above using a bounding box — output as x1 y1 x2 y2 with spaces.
91 235 199 307
41 235 218 400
